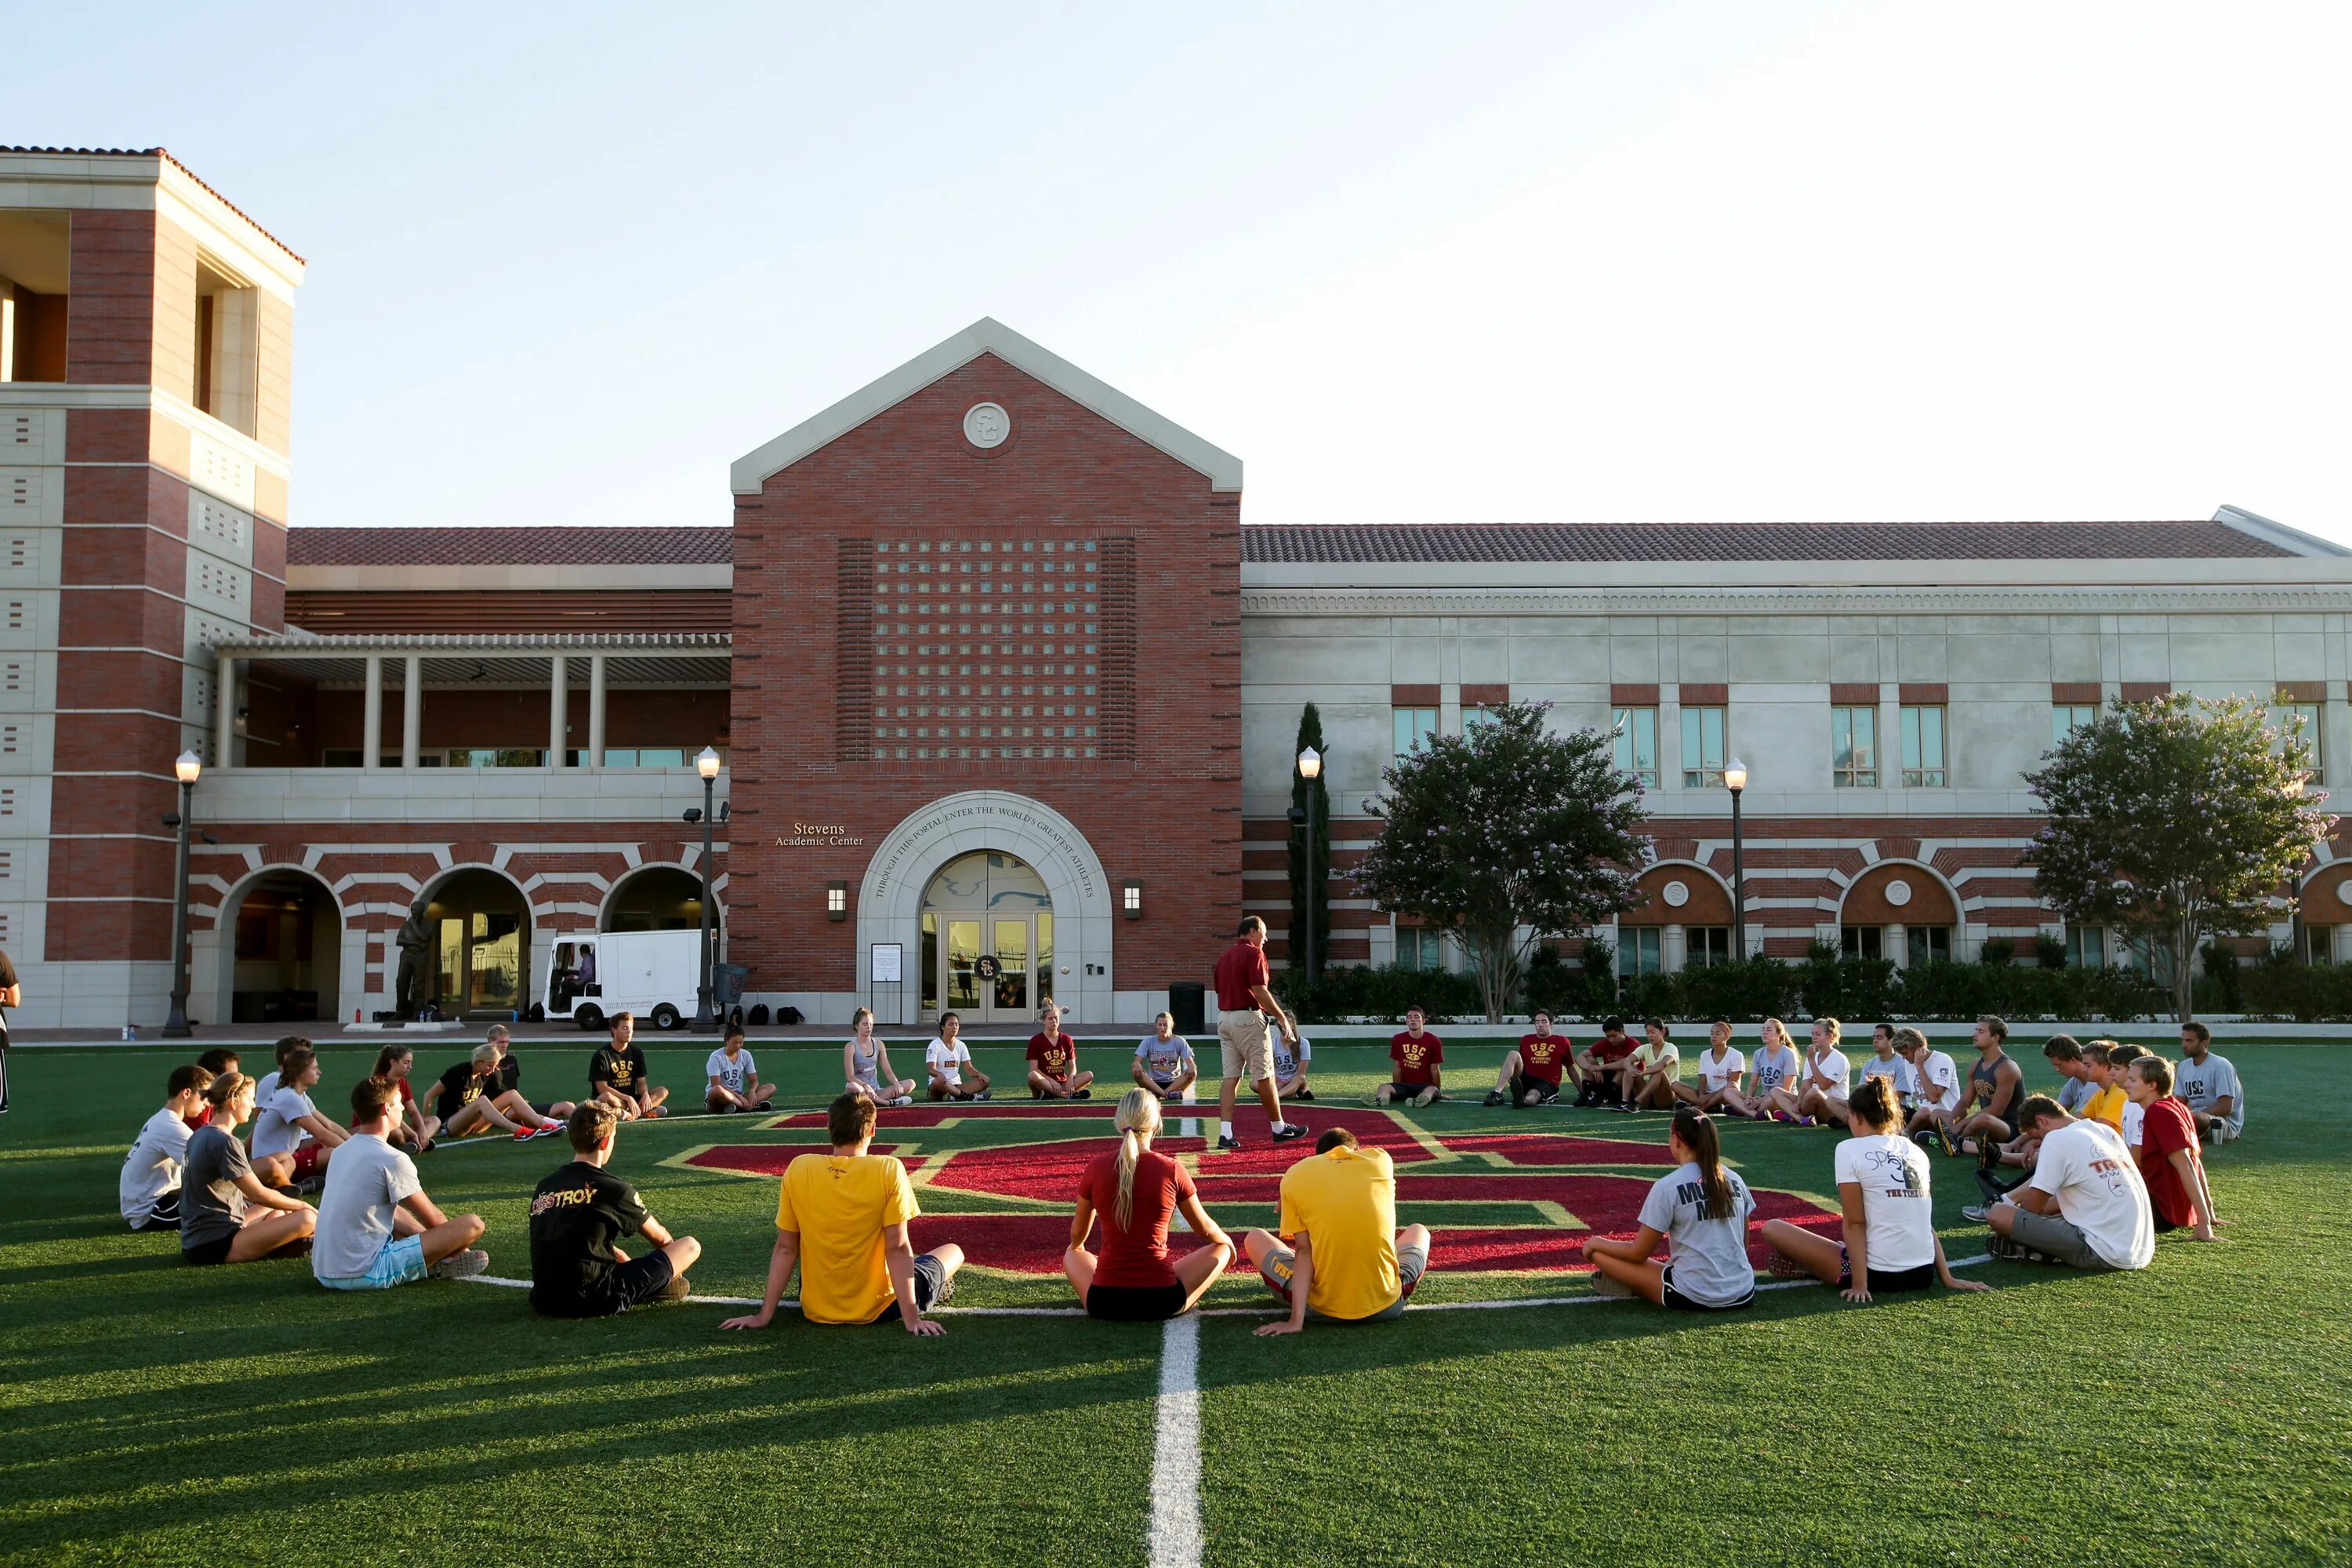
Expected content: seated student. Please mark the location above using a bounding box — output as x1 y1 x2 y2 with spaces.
1985 1094 2154 1272
180 1073 317 1267
1953 1014 2026 1157
1858 1025 1915 1113
1374 1007 1445 1107
721 1092 964 1334
2125 1055 2223 1241
1581 1107 1756 1311
1064 1087 1234 1320
249 1044 348 1187
1671 1019 1745 1112
1025 1002 1094 1101
1793 1017 1854 1126
1246 1127 1432 1334
121 1064 214 1231
313 1078 488 1290
2103 1044 2151 1150
529 1102 702 1316
1131 1013 1199 1103
1488 1011 1573 1107
2073 1042 2128 1131
589 1013 670 1121
1273 1029 1314 1102
487 1025 576 1123
1571 1017 1637 1106
1615 1018 1681 1112
1731 1018 1802 1121
2175 1022 2244 1145
924 1011 992 1102
2045 1035 2095 1116
1760 1077 1990 1301
706 1024 776 1113
1897 1029 1965 1153
249 1033 308 1117
372 1044 439 1154
845 1006 917 1105
1972 1033 2089 1209
438 1043 564 1141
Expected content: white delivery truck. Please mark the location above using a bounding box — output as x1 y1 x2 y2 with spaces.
544 929 709 1032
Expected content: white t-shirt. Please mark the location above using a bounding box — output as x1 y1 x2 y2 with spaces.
925 1037 973 1085
2120 1099 2145 1149
706 1047 758 1095
2026 1119 2154 1270
1832 1132 1936 1272
1913 1051 1962 1110
1697 1047 1747 1093
120 1106 193 1225
310 1132 423 1282
1275 1034 1312 1080
253 1069 282 1107
2176 1053 2244 1134
1806 1049 1852 1096
1135 1034 1196 1082
250 1085 318 1160
1751 1044 1800 1092
1635 1160 1756 1307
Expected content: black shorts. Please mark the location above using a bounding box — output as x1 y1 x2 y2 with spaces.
874 1254 952 1322
1976 1116 2020 1142
535 1250 677 1318
1838 1258 1936 1293
182 1235 235 1268
131 1190 183 1232
1659 1267 1755 1312
1084 1281 1190 1322
1512 1075 1561 1105
1388 1081 1431 1098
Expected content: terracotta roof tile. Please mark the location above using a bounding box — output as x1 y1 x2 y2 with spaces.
0 145 303 263
286 527 732 568
1240 521 2292 564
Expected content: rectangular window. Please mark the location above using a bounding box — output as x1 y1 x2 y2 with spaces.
1841 925 1884 960
1680 706 1727 789
1397 925 1443 971
1907 926 1952 966
2278 702 2323 785
1392 706 1437 757
1831 706 1878 787
2053 704 2098 749
1623 927 1664 976
192 256 259 437
2307 925 2337 965
1463 706 1500 734
1613 706 1659 788
1900 705 1947 787
1686 927 1730 967
2065 924 2105 968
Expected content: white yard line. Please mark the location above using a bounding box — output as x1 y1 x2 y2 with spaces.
1149 1313 1205 1568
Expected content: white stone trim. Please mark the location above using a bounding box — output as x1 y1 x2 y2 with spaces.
730 318 1243 495
2212 504 2350 558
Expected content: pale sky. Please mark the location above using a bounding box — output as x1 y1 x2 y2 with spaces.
13 2 2350 539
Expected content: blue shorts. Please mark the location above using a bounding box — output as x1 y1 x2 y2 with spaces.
317 1232 429 1290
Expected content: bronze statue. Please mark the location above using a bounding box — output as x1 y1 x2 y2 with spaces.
395 899 432 1018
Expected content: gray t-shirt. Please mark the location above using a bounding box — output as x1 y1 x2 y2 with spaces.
311 1132 423 1281
2056 1074 2095 1115
2175 1053 2244 1134
1636 1160 1756 1306
180 1124 252 1250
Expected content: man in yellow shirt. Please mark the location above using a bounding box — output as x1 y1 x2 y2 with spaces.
2077 1042 2129 1131
720 1094 964 1335
1246 1129 1433 1333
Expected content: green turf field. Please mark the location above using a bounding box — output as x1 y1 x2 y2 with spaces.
3 1036 2348 1566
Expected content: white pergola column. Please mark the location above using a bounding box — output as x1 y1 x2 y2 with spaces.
1662 922 1686 974
362 656 383 771
214 655 237 768
401 655 422 769
549 655 568 767
1886 922 1907 969
587 654 608 769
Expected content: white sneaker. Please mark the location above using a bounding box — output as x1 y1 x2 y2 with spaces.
889 1094 913 1108
1588 1270 1635 1298
428 1248 489 1280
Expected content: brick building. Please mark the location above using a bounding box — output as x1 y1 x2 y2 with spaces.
10 152 2352 1029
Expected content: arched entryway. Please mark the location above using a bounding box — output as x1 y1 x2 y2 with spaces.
1838 862 1959 967
920 851 1053 1023
221 869 344 1024
602 866 715 935
419 867 532 1019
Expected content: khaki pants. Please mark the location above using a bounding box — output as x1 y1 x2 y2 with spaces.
1218 1008 1274 1084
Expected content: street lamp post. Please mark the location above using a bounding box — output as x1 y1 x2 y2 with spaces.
1723 757 1748 960
162 750 202 1039
1295 746 1323 982
692 746 722 1030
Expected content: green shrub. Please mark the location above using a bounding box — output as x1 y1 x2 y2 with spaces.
1978 938 2015 967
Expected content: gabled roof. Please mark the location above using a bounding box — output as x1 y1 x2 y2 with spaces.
729 317 1243 495
286 527 731 568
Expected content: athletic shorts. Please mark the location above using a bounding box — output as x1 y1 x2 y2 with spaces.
317 1232 429 1290
1659 1266 1755 1312
1978 1116 2020 1144
1257 1238 1429 1323
875 1254 953 1323
1218 1009 1273 1084
2004 1207 2125 1271
1836 1247 1935 1294
1085 1281 1190 1322
129 1189 183 1232
1388 1081 1432 1099
1511 1075 1561 1105
288 1142 325 1181
182 1235 237 1268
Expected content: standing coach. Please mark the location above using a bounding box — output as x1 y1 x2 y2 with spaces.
1212 916 1308 1152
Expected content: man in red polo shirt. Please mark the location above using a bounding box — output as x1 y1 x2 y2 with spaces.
1211 916 1307 1152
2125 1054 2221 1240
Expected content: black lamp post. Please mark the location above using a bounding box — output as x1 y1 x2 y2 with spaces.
1724 757 1748 960
162 750 201 1039
1293 746 1323 982
691 746 722 1030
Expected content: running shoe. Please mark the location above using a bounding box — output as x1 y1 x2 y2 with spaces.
750 1100 772 1112
428 1248 490 1281
1214 1134 1242 1151
1074 1089 1093 1101
511 1125 539 1142
1291 1088 1315 1101
419 1138 437 1154
889 1095 914 1108
1271 1122 1308 1142
656 1275 692 1301
1484 1090 1507 1107
1411 1087 1437 1109
975 1090 993 1102
1588 1270 1635 1298
1936 1121 1959 1158
1961 1204 1991 1223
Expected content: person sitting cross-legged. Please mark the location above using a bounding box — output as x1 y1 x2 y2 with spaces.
1759 1076 1989 1302
924 1011 992 1102
249 1043 348 1189
2175 1022 2244 1145
1732 1018 1802 1122
1025 1002 1094 1102
706 1023 777 1113
1897 1029 1966 1153
438 1044 564 1142
1671 1019 1745 1113
313 1077 488 1290
1571 1017 1636 1107
1785 1018 1853 1127
589 1012 670 1121
1579 1108 1755 1312
1614 1018 1680 1113
1488 1010 1573 1107
2125 1054 2223 1242
1984 1094 2154 1272
528 1102 701 1316
180 1073 317 1268
121 1063 214 1232
1131 1012 1199 1103
1247 1127 1432 1334
486 1025 575 1123
1064 1088 1234 1321
721 1092 964 1334
846 1007 917 1105
1374 1007 1445 1108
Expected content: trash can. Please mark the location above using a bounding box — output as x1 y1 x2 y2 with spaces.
713 964 750 1007
1169 981 1207 1036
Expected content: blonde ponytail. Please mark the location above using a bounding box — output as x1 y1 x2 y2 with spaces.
1112 1087 1163 1231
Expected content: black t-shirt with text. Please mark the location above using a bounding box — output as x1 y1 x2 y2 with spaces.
495 1053 522 1094
434 1062 495 1123
528 1160 650 1316
590 1043 647 1094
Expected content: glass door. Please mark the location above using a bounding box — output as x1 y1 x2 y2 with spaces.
933 913 1052 1024
991 919 1030 1018
945 920 982 1013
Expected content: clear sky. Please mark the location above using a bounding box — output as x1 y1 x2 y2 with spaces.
12 2 2349 539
